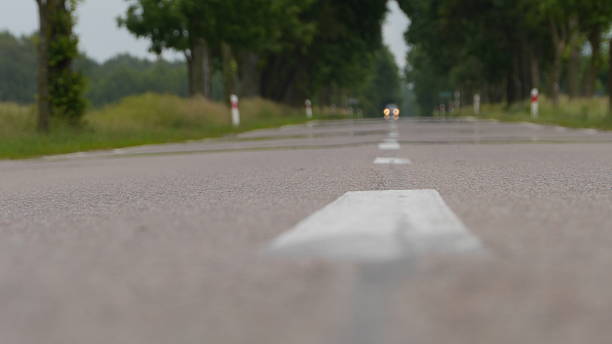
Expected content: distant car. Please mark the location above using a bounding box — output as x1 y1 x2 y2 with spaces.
383 104 400 120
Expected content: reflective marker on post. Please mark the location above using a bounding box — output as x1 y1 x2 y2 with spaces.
230 94 240 127
530 88 539 119
305 99 313 119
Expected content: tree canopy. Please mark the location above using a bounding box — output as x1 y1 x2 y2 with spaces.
398 0 612 114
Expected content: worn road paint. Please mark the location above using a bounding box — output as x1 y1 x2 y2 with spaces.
378 142 400 150
267 189 482 262
373 157 411 165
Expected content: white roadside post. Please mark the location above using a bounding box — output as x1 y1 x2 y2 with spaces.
305 99 313 119
530 88 539 119
230 94 240 127
474 93 481 115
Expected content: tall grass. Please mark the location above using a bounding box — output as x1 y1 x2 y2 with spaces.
460 96 612 130
0 93 327 159
0 102 36 136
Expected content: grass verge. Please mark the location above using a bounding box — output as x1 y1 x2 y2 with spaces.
0 94 342 159
456 96 612 130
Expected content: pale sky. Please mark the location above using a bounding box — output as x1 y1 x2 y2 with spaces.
383 0 410 70
0 0 409 68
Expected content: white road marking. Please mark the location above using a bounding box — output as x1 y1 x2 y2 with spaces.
388 132 399 138
373 157 411 165
267 190 482 261
378 142 400 150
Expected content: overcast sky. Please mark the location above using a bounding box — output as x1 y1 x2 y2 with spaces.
0 0 409 68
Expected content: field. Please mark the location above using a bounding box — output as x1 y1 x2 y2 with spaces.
0 94 333 159
457 96 612 130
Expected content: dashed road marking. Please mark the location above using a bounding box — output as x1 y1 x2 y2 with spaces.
378 142 400 150
267 189 482 262
373 157 411 165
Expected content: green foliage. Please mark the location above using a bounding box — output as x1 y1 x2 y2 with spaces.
0 31 189 107
405 46 451 114
258 0 389 104
119 0 393 106
47 0 87 125
84 54 188 106
398 0 612 111
0 32 37 104
357 46 402 116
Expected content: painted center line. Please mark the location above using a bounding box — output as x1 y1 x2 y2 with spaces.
373 157 411 165
267 190 482 262
378 142 400 150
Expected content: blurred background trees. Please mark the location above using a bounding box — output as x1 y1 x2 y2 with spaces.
398 0 612 116
11 0 612 124
4 0 406 126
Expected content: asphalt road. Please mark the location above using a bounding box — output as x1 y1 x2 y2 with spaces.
1 118 611 344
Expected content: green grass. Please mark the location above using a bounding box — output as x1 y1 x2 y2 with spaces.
456 96 612 130
0 94 341 159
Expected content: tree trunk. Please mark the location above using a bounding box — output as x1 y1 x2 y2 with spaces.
549 19 566 108
185 52 193 96
187 37 212 98
530 51 540 91
36 0 51 132
512 53 522 103
608 37 612 117
221 43 238 101
237 51 260 97
519 37 531 99
550 51 562 106
585 29 601 97
567 42 580 99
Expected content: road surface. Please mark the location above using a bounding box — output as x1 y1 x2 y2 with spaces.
1 118 611 344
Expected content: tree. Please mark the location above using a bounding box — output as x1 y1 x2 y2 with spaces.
119 0 206 97
86 54 188 106
35 0 86 131
357 46 402 116
259 0 388 105
0 32 37 104
119 0 313 100
397 0 609 111
574 1 612 98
